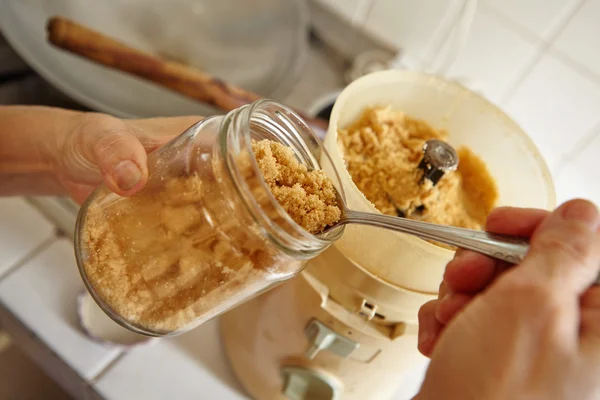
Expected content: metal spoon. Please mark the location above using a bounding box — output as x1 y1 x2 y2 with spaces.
321 191 600 284
321 189 529 264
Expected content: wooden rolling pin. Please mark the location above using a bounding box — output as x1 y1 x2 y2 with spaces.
46 16 328 131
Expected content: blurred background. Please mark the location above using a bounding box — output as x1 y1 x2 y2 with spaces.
0 0 599 399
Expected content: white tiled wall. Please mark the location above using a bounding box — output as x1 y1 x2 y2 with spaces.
553 0 600 76
482 0 577 38
318 0 600 205
444 8 538 103
504 53 600 170
364 0 452 62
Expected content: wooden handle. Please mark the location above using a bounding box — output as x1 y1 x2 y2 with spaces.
46 16 328 130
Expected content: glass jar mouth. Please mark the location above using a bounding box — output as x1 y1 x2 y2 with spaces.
221 99 346 258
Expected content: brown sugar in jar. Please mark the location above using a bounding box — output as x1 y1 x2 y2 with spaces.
251 139 340 234
76 101 344 336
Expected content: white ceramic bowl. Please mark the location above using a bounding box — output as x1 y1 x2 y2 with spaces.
319 69 556 293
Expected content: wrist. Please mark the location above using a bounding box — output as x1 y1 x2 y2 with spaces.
0 105 83 175
0 105 86 196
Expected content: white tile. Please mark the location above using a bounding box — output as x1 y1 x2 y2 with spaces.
554 165 600 206
482 0 575 38
504 53 600 172
0 198 55 278
556 127 600 206
567 128 600 182
555 127 600 206
554 0 600 77
364 0 451 61
444 8 538 103
0 239 122 380
94 318 247 400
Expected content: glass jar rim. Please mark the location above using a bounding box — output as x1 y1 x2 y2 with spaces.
220 99 346 258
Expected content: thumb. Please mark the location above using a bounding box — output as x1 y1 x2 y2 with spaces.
78 120 149 196
519 199 600 295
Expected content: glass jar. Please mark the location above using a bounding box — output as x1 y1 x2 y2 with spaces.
74 100 345 337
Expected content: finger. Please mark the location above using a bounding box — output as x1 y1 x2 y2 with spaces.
80 123 149 196
444 249 497 293
130 126 175 153
127 116 203 151
435 293 473 325
485 206 550 236
440 207 551 295
418 300 444 357
519 199 600 295
438 280 449 299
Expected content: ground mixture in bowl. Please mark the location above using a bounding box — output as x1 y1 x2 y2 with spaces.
338 106 498 231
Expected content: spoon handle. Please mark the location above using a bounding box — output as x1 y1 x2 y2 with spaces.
344 210 600 284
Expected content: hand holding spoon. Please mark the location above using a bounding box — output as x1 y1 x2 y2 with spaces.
320 190 600 284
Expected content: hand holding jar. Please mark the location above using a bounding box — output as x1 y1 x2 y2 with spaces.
0 104 201 202
416 199 600 400
52 113 203 203
74 101 344 336
2 102 345 336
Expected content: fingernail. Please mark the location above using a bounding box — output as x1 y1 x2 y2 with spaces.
563 200 600 231
113 160 142 191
